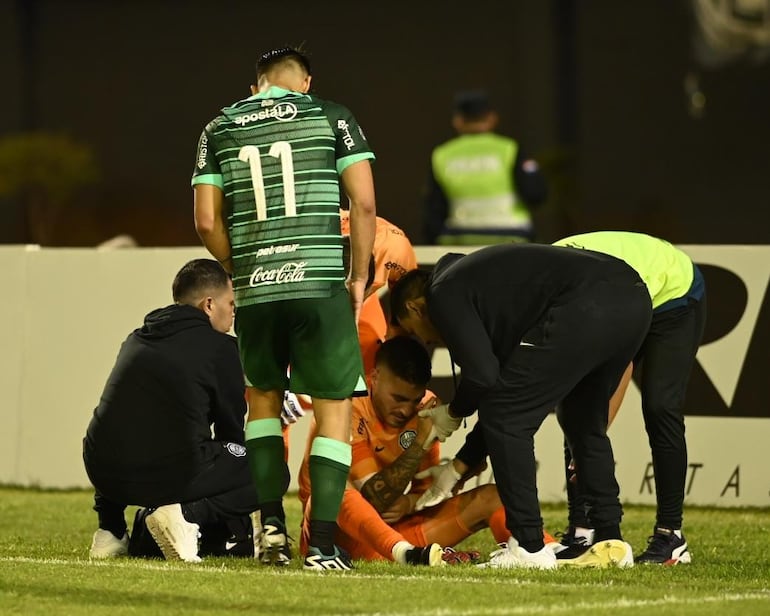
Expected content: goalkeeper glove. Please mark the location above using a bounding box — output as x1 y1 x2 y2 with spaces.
414 460 462 510
418 403 461 443
280 391 306 426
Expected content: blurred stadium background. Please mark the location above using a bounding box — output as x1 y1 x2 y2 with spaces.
1 1 768 503
1 0 769 247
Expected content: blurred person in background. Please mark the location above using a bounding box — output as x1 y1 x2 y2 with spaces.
423 91 547 246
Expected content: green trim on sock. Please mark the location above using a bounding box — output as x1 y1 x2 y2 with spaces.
308 438 351 524
309 454 349 474
310 436 352 466
245 418 282 440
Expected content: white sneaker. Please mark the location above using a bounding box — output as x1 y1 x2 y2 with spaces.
477 537 557 570
145 504 201 563
89 529 128 559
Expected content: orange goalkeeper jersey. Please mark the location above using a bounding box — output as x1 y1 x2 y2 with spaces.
340 213 417 375
298 390 440 506
340 213 417 295
349 393 440 494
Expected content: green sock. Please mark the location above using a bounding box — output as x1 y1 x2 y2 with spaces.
308 436 351 522
245 418 286 505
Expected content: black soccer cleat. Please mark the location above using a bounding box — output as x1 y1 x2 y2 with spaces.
635 528 691 565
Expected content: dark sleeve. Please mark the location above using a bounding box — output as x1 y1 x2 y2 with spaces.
455 422 488 468
210 337 247 444
423 166 448 245
513 148 547 207
429 285 500 416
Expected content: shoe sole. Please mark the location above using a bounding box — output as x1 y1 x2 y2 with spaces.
557 540 633 569
303 555 353 571
89 532 128 559
145 511 201 563
259 533 290 566
636 543 692 566
260 545 291 566
426 544 446 567
89 546 128 559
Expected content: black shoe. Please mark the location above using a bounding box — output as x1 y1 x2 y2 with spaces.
199 518 255 558
127 507 164 559
554 537 593 560
635 528 691 565
404 543 444 566
552 527 575 554
553 527 595 559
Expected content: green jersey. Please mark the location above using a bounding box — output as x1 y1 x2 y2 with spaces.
192 86 375 306
553 231 694 309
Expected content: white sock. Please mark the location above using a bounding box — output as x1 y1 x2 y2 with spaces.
391 540 414 564
574 527 595 544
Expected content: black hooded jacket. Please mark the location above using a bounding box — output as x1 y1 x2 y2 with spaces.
84 304 245 483
426 243 643 417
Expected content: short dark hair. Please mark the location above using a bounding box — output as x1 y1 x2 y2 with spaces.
389 268 430 326
374 336 432 386
256 47 311 80
453 90 493 121
172 259 230 304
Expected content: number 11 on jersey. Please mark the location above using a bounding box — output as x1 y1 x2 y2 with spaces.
238 141 297 221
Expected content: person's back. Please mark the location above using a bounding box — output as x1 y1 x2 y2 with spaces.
432 132 525 231
192 47 377 571
424 91 547 245
198 90 368 307
427 243 642 352
85 304 236 481
551 230 706 566
553 231 695 309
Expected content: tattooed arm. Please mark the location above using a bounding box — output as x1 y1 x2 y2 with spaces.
360 439 429 513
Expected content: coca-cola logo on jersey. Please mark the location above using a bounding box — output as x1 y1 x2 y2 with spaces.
249 261 307 286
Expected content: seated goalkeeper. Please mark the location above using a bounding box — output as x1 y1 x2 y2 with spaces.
298 335 529 565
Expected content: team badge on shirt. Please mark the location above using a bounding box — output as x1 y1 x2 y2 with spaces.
399 430 417 450
226 443 247 457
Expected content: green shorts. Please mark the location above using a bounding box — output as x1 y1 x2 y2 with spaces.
235 289 367 399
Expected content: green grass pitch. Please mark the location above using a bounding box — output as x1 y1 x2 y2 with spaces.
0 487 768 615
